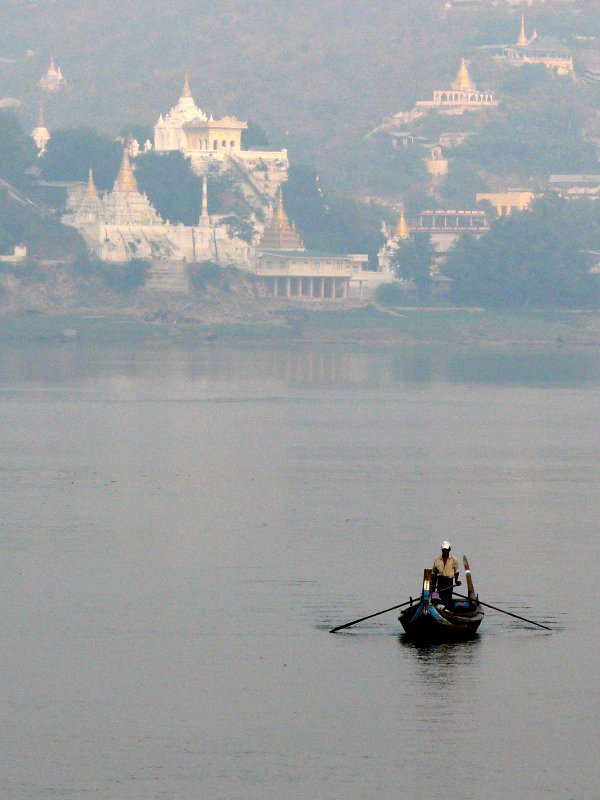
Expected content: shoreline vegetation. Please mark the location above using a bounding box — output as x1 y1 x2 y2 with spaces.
3 306 600 347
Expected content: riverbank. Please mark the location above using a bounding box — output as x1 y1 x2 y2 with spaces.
2 306 600 346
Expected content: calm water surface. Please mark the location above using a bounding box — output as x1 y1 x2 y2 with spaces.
1 342 599 799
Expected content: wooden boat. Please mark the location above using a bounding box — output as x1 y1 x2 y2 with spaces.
399 556 484 641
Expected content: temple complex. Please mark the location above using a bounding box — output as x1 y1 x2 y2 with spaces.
370 57 498 140
255 194 367 299
154 76 289 206
414 59 498 115
38 57 67 93
31 105 50 156
486 16 574 75
64 150 252 267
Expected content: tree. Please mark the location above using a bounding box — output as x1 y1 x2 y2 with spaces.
0 112 37 187
134 151 203 224
242 121 270 149
282 165 385 262
41 127 122 190
119 124 154 145
391 233 437 301
445 197 600 308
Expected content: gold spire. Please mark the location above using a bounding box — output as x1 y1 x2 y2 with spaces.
396 206 410 239
182 69 193 99
452 58 475 92
86 167 98 196
259 189 305 250
115 149 138 193
517 14 528 46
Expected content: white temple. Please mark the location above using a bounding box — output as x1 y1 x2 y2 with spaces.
64 150 253 267
38 57 67 93
31 104 50 156
154 75 289 207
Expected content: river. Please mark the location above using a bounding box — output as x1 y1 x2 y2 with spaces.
1 341 598 799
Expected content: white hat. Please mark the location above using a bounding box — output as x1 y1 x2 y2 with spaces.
441 541 451 550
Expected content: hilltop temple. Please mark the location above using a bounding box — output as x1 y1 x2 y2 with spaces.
38 57 67 93
371 58 498 137
491 16 574 76
64 150 252 267
154 75 289 206
414 58 498 115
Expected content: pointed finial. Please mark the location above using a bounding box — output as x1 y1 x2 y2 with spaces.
182 69 193 99
115 149 138 193
275 188 287 223
518 14 528 46
453 57 475 92
396 206 410 239
87 167 98 196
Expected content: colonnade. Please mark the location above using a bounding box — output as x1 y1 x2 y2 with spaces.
262 276 350 300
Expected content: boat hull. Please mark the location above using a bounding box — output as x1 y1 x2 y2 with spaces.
399 600 484 642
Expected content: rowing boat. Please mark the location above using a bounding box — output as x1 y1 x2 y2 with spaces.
398 555 484 641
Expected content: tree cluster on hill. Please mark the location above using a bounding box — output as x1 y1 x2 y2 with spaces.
0 112 37 188
0 114 86 259
282 166 385 263
41 128 123 190
445 197 600 308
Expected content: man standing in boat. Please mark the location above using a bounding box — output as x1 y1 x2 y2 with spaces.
432 541 461 609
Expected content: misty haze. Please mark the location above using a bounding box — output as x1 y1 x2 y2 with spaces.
2 1 600 798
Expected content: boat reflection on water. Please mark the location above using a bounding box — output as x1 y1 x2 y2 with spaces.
398 637 483 715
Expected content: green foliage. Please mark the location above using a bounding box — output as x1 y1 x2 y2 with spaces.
375 281 414 306
220 215 255 244
456 91 598 182
134 154 254 224
282 165 385 263
0 186 87 260
0 257 48 282
187 260 230 293
135 151 203 224
0 112 37 187
391 233 436 300
242 121 270 149
119 124 154 145
41 127 122 190
440 160 487 208
445 197 600 308
71 254 150 293
356 136 430 196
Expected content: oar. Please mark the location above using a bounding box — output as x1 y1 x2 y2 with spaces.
453 591 552 631
330 598 415 633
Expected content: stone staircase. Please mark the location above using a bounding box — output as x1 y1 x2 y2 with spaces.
145 260 189 293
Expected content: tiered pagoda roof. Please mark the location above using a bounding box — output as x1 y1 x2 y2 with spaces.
258 192 304 250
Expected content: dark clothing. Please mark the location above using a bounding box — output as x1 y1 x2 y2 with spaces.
436 576 454 609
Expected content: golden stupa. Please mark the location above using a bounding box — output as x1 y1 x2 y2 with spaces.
115 149 138 193
86 167 98 196
452 58 476 92
396 207 410 239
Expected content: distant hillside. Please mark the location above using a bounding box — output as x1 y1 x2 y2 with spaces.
1 0 599 194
